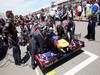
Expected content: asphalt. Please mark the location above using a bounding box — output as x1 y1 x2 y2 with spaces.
0 21 100 75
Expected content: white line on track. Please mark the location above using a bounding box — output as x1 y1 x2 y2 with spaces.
63 50 99 75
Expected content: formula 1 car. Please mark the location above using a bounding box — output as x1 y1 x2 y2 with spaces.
34 37 84 71
31 25 84 73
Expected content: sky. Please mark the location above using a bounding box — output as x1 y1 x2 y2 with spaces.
0 0 56 15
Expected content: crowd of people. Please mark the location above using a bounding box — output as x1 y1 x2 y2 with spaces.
0 7 75 69
0 0 100 70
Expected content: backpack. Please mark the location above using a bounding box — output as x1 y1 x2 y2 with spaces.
21 51 30 64
91 3 99 15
